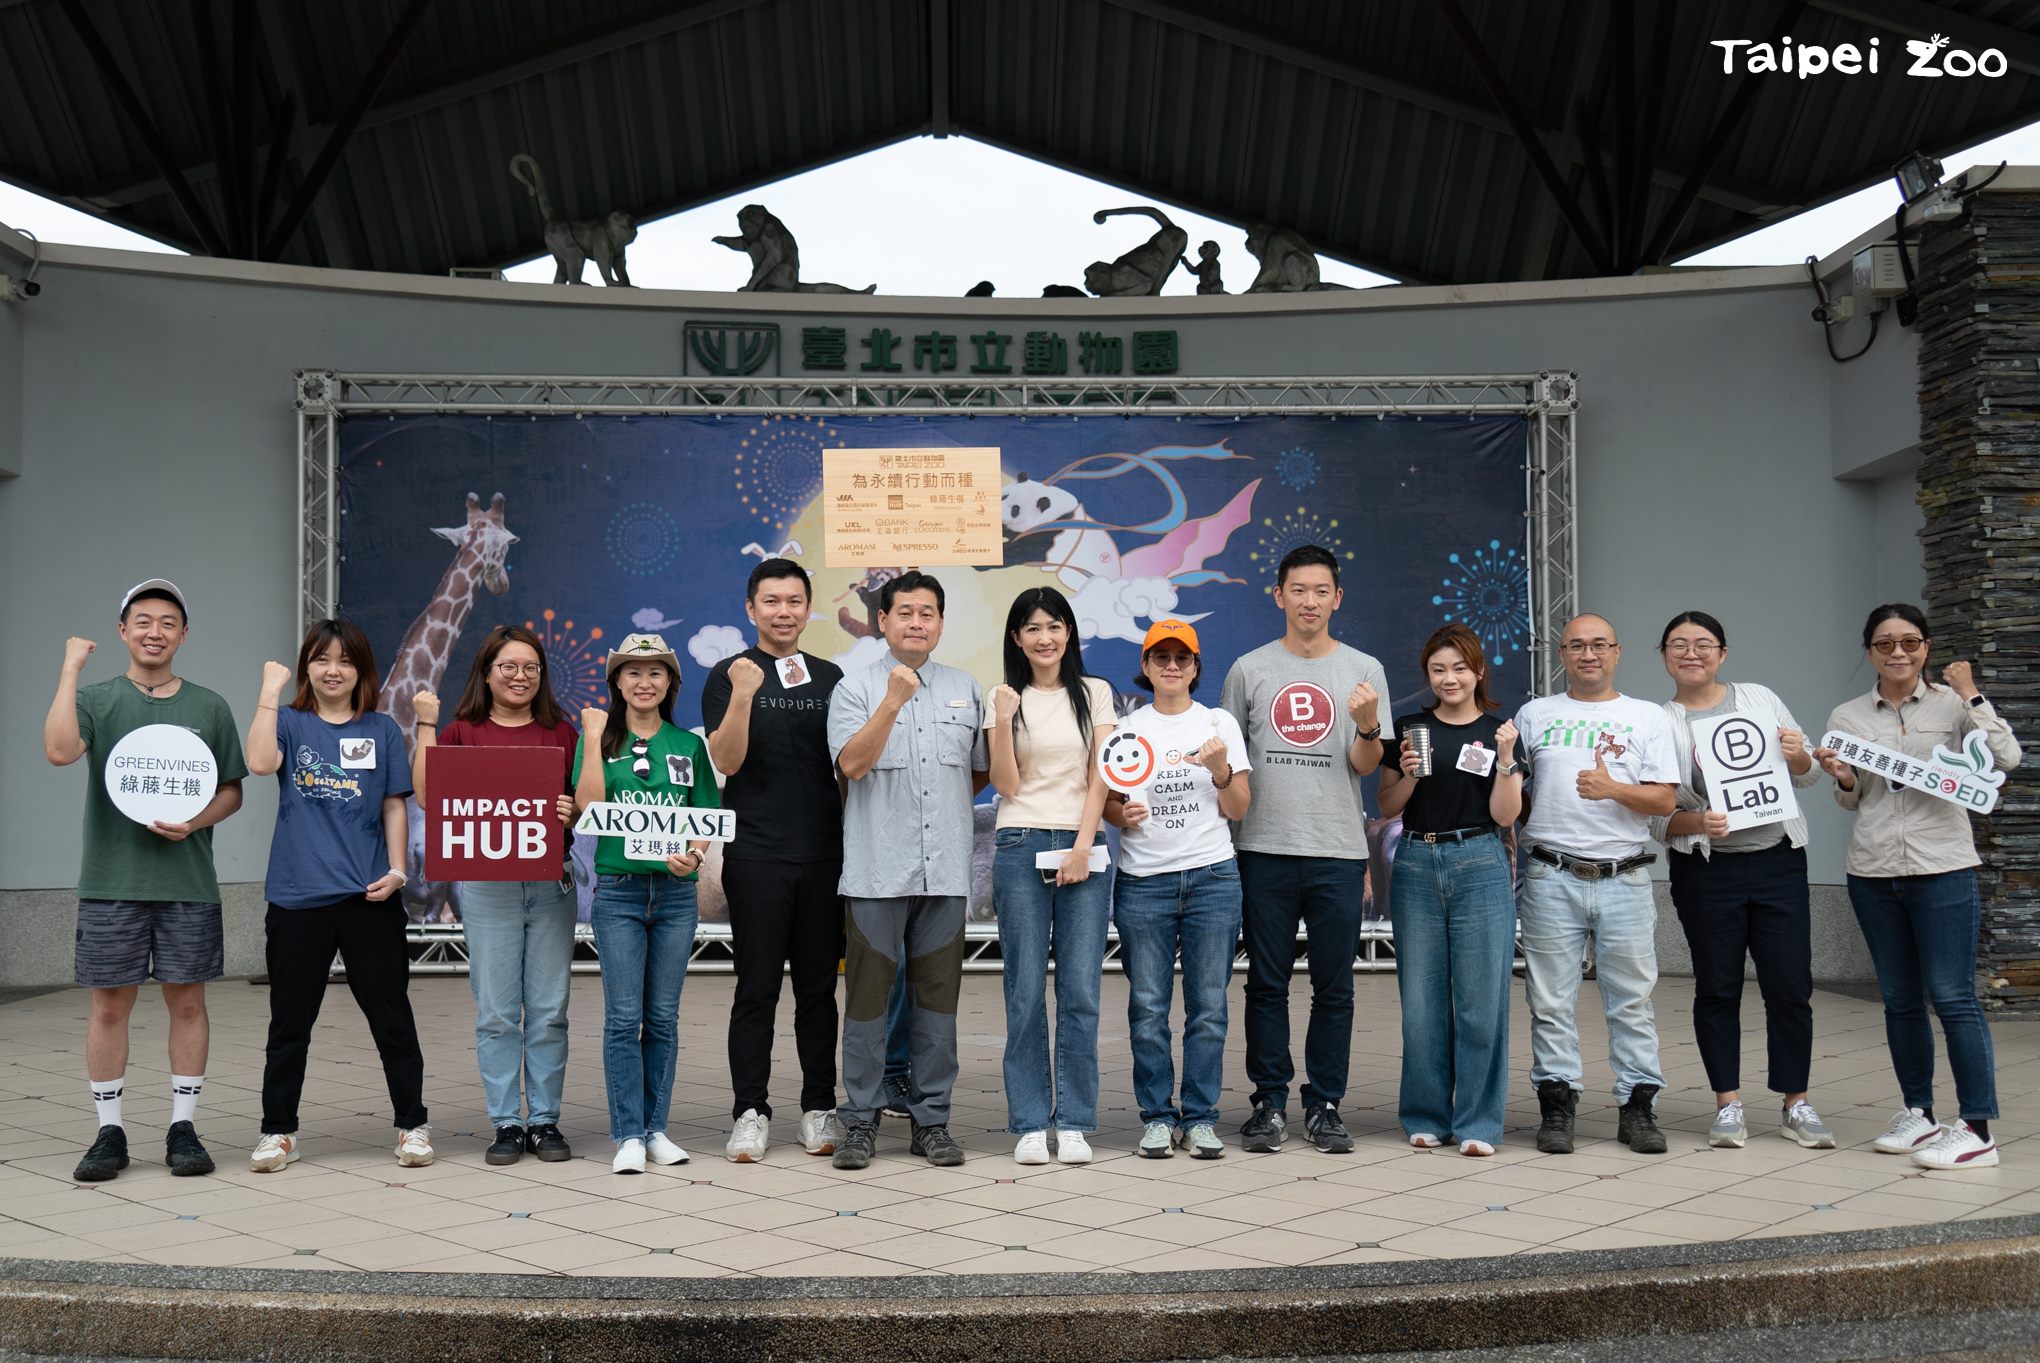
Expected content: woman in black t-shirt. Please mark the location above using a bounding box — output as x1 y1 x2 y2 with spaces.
1378 625 1523 1156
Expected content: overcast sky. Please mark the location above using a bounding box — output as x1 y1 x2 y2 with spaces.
6 122 2039 292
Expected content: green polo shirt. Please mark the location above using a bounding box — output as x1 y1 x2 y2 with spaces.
573 723 721 876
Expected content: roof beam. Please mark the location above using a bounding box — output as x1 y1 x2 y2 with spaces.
1099 0 1786 216
930 0 952 136
1804 0 2040 78
80 0 772 210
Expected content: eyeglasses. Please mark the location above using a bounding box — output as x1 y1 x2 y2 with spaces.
1870 635 1926 656
631 737 651 781
1560 641 1617 656
1662 641 1722 658
494 662 543 678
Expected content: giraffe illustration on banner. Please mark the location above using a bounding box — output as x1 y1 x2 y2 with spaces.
376 492 518 922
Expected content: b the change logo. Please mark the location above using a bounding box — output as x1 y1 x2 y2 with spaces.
1270 682 1336 749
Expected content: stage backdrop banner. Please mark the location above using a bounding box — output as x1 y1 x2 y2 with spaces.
339 412 1531 925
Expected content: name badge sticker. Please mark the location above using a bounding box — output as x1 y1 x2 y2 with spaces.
667 754 695 787
1456 743 1497 777
339 737 377 770
777 655 810 689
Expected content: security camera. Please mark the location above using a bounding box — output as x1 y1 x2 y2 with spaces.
0 275 37 301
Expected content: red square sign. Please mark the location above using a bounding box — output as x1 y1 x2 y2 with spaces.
424 747 566 882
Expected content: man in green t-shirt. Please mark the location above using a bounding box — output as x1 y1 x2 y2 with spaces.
43 580 247 1183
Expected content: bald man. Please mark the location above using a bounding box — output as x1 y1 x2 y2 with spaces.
1514 614 1678 1156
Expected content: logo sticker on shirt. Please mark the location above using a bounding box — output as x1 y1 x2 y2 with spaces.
1456 742 1496 777
339 737 377 770
1270 682 1336 748
777 655 809 689
667 754 695 787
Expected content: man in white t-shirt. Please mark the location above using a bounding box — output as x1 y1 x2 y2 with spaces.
1514 613 1678 1157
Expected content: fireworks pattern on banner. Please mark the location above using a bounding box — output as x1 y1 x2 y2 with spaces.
1276 445 1319 491
1247 505 1356 587
525 608 608 711
606 502 683 576
1432 539 1530 662
734 415 837 531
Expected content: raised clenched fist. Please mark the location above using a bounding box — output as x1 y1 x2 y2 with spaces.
580 706 609 735
260 660 292 696
412 690 441 727
728 656 765 694
63 637 97 672
1495 718 1519 758
1942 660 1978 699
989 683 1021 724
1347 680 1380 729
885 665 921 707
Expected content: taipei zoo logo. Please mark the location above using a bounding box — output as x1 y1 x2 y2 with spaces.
1711 34 2008 79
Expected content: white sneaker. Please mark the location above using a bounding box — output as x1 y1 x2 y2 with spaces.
646 1130 689 1165
724 1110 768 1163
395 1126 434 1167
799 1109 842 1156
249 1132 299 1173
1873 1106 1941 1154
612 1138 647 1174
1013 1130 1051 1164
1911 1120 2000 1170
1054 1130 1093 1165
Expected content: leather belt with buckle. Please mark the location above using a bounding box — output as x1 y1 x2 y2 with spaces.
1530 846 1656 880
1412 826 1498 845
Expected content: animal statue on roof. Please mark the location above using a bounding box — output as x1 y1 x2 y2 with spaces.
507 153 637 286
1243 223 1354 292
1185 239 1226 294
1084 206 1188 296
714 205 876 293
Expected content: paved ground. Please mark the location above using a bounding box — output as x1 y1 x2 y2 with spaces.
0 972 2034 1279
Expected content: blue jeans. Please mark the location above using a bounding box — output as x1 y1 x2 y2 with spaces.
591 873 699 1142
1390 834 1515 1146
1518 857 1665 1102
1848 870 1998 1121
459 878 576 1128
1113 860 1241 1129
994 827 1111 1134
1238 851 1367 1109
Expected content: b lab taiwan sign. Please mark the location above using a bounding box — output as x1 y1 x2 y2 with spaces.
424 747 566 881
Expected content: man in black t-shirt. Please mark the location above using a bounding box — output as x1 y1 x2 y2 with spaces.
702 558 846 1163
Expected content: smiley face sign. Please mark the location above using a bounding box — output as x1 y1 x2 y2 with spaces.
1098 729 1157 793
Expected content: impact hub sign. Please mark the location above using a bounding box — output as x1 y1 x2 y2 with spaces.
1270 682 1336 748
105 724 219 825
425 747 565 881
575 801 737 862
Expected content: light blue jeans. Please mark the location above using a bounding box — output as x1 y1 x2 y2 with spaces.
591 873 699 1142
1517 856 1665 1103
993 827 1111 1134
1113 860 1242 1129
459 878 576 1128
1390 833 1515 1146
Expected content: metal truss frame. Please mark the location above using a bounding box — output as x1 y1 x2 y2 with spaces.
298 369 1578 974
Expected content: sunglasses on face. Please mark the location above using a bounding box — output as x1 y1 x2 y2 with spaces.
1870 636 1926 656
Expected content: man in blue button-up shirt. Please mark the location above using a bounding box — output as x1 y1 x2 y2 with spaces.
826 571 987 1168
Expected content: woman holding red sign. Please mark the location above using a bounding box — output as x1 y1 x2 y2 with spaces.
412 625 578 1167
1104 620 1251 1160
1815 603 2022 1170
572 632 718 1175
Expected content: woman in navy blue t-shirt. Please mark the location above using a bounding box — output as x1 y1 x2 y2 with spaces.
244 619 429 1173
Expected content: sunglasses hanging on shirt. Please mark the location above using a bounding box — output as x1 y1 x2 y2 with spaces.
631 737 651 781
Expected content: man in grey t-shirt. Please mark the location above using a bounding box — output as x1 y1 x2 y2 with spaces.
1219 546 1389 1155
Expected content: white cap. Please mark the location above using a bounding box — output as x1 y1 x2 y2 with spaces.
119 578 188 619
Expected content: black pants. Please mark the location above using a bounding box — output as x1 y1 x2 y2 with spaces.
723 857 844 1119
260 898 427 1134
1668 840 1814 1097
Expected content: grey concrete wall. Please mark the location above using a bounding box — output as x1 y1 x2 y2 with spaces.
0 251 1921 985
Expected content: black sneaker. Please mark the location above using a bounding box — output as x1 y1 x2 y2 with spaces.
73 1125 128 1182
1304 1103 1355 1154
528 1123 572 1162
1535 1080 1578 1155
1241 1101 1287 1153
1617 1084 1668 1155
910 1122 966 1167
831 1121 877 1170
164 1120 215 1177
880 1075 913 1119
485 1124 526 1165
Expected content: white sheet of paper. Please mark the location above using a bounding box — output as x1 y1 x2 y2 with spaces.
1692 714 1799 832
1035 847 1110 873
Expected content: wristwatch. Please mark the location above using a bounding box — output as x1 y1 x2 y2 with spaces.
1497 760 1523 777
1969 693 1988 709
1357 725 1382 742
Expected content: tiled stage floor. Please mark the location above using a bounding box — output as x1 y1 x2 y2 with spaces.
1 972 2035 1280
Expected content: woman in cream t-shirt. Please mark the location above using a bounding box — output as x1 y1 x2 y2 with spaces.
985 587 1116 1166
